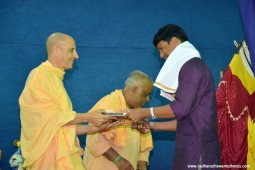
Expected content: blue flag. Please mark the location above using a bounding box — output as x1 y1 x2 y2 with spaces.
239 0 255 75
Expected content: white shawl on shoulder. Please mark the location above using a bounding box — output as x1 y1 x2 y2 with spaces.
154 41 201 101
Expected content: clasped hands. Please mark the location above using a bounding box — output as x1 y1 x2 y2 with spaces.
87 109 151 134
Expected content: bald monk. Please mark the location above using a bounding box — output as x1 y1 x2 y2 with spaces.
83 70 154 170
19 32 119 170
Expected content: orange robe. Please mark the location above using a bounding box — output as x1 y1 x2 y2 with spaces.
83 90 153 170
19 61 84 170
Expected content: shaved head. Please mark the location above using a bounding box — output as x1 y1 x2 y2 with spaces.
123 70 153 109
46 32 73 55
45 32 78 70
124 70 153 89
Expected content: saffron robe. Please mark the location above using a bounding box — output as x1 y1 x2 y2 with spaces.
170 58 221 170
19 61 84 170
83 90 153 170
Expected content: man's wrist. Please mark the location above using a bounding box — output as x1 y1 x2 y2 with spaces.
150 107 156 119
142 108 152 118
149 122 155 130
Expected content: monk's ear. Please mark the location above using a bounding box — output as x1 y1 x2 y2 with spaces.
49 44 58 57
130 86 138 94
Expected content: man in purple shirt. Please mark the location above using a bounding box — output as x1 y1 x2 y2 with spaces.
127 24 221 169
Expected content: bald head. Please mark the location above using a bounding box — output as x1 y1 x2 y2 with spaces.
46 32 74 56
45 32 78 70
124 70 153 89
123 70 153 108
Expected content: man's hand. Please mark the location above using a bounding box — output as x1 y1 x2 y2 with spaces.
86 109 117 126
131 120 151 134
125 108 146 122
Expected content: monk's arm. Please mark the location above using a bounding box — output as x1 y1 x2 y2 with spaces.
65 109 115 126
103 148 119 162
66 113 96 125
103 148 133 169
76 125 98 135
76 120 124 135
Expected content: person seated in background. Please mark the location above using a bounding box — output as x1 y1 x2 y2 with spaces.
19 32 117 170
83 70 154 170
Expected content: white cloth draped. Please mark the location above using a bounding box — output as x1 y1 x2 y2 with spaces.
154 41 201 101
